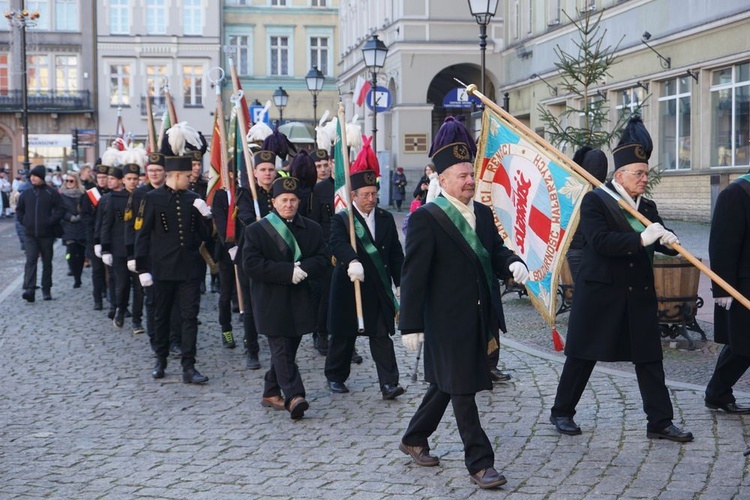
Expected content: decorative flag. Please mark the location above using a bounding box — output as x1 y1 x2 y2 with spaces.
475 106 592 325
354 76 371 108
333 118 348 212
206 113 223 206
86 187 101 207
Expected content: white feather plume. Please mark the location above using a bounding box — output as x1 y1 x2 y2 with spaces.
247 121 273 143
346 114 362 151
101 147 122 167
316 115 337 150
166 122 202 156
121 143 148 168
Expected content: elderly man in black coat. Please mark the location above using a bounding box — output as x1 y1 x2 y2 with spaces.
550 116 693 443
325 170 405 400
243 176 328 420
704 175 750 414
398 142 528 490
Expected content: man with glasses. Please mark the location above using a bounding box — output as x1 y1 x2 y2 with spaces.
325 169 406 401
549 116 693 443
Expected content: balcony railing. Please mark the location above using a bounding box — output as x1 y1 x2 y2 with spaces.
0 90 93 112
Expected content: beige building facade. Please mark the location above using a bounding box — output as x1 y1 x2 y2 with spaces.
338 0 750 221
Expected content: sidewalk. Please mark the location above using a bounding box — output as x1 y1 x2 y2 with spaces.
1 210 749 498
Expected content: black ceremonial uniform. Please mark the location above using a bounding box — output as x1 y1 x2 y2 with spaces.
134 184 212 377
81 184 109 308
308 177 335 348
95 191 118 316
128 183 156 338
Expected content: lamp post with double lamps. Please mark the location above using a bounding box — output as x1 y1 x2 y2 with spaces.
272 86 288 124
361 34 388 155
467 0 498 96
305 66 325 125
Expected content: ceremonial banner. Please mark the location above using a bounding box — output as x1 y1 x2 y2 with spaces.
475 106 591 324
206 113 223 206
333 119 348 213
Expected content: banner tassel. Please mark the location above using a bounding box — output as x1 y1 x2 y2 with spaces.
552 328 565 352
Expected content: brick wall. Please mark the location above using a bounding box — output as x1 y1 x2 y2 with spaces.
650 175 712 223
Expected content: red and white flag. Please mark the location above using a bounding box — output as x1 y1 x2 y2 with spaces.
86 187 101 207
354 76 371 107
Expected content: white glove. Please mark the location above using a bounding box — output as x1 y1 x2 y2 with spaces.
347 261 365 282
402 333 424 352
102 253 113 266
94 244 102 258
228 246 238 261
716 297 733 310
139 273 153 287
640 223 666 246
292 265 308 284
127 259 137 273
659 231 679 246
509 261 529 285
395 286 401 300
193 198 212 217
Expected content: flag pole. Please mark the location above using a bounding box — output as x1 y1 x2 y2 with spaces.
338 101 365 333
144 92 156 153
464 81 750 313
228 58 262 221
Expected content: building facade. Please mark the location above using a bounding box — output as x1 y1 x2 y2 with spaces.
338 0 750 221
223 0 339 143
0 0 97 176
97 0 221 155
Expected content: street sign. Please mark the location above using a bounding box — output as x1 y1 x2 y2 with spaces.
442 87 481 109
366 86 391 112
250 105 270 125
76 129 97 147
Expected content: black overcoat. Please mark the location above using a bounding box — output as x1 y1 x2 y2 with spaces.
60 192 86 243
398 199 520 394
242 213 328 337
328 207 404 338
565 184 677 363
709 179 750 355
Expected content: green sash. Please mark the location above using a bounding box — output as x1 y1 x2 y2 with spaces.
264 212 302 261
346 211 398 311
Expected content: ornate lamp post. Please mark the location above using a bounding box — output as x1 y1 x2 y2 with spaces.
361 34 388 155
272 86 288 124
467 0 498 96
5 4 40 173
305 65 325 125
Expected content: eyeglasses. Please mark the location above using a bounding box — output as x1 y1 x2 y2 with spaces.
65 179 76 184
621 170 649 179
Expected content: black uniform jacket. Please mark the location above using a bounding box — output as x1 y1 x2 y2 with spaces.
710 179 750 355
565 182 678 363
100 189 133 258
125 184 155 258
212 186 263 255
81 186 108 246
242 212 328 337
399 198 520 394
134 186 211 281
328 207 404 337
308 178 335 240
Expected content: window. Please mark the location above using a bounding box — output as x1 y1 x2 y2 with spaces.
527 0 532 34
183 65 203 107
227 0 247 4
0 2 8 31
109 64 130 106
146 0 166 35
711 63 750 167
579 0 595 12
183 0 202 36
110 0 129 34
146 65 167 99
26 1 50 31
55 0 78 31
270 36 289 76
271 0 287 5
27 55 50 93
311 0 327 6
547 0 560 25
658 77 691 170
512 0 520 39
0 54 8 95
55 55 78 93
228 35 251 75
616 87 647 118
310 37 329 76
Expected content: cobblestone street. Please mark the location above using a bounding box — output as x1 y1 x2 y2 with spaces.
2 215 749 499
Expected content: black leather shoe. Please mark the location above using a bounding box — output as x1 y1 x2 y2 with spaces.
289 396 309 420
94 301 103 311
182 367 209 384
132 321 145 335
152 358 166 379
107 308 116 320
647 424 694 443
490 368 512 383
550 415 582 436
113 312 124 328
469 467 507 489
170 345 182 358
705 400 750 414
328 380 349 393
246 352 260 370
22 290 35 303
351 348 363 364
382 383 405 400
42 289 52 301
313 333 328 356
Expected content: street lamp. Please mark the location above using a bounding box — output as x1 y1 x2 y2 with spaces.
305 65 325 125
272 86 288 124
5 5 40 174
361 34 388 156
467 0 499 96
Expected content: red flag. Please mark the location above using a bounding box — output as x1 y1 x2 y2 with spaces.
355 80 371 107
552 329 565 351
206 114 223 206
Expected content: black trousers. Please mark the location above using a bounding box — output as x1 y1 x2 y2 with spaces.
217 251 257 353
264 335 304 407
551 356 674 431
113 256 143 323
237 257 258 354
23 235 54 292
311 265 333 335
325 311 399 388
706 344 750 404
105 264 117 310
152 280 201 369
65 240 85 284
144 285 155 341
89 247 105 304
403 384 494 474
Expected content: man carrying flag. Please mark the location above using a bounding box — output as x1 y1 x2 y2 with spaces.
81 161 111 310
398 130 528 489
